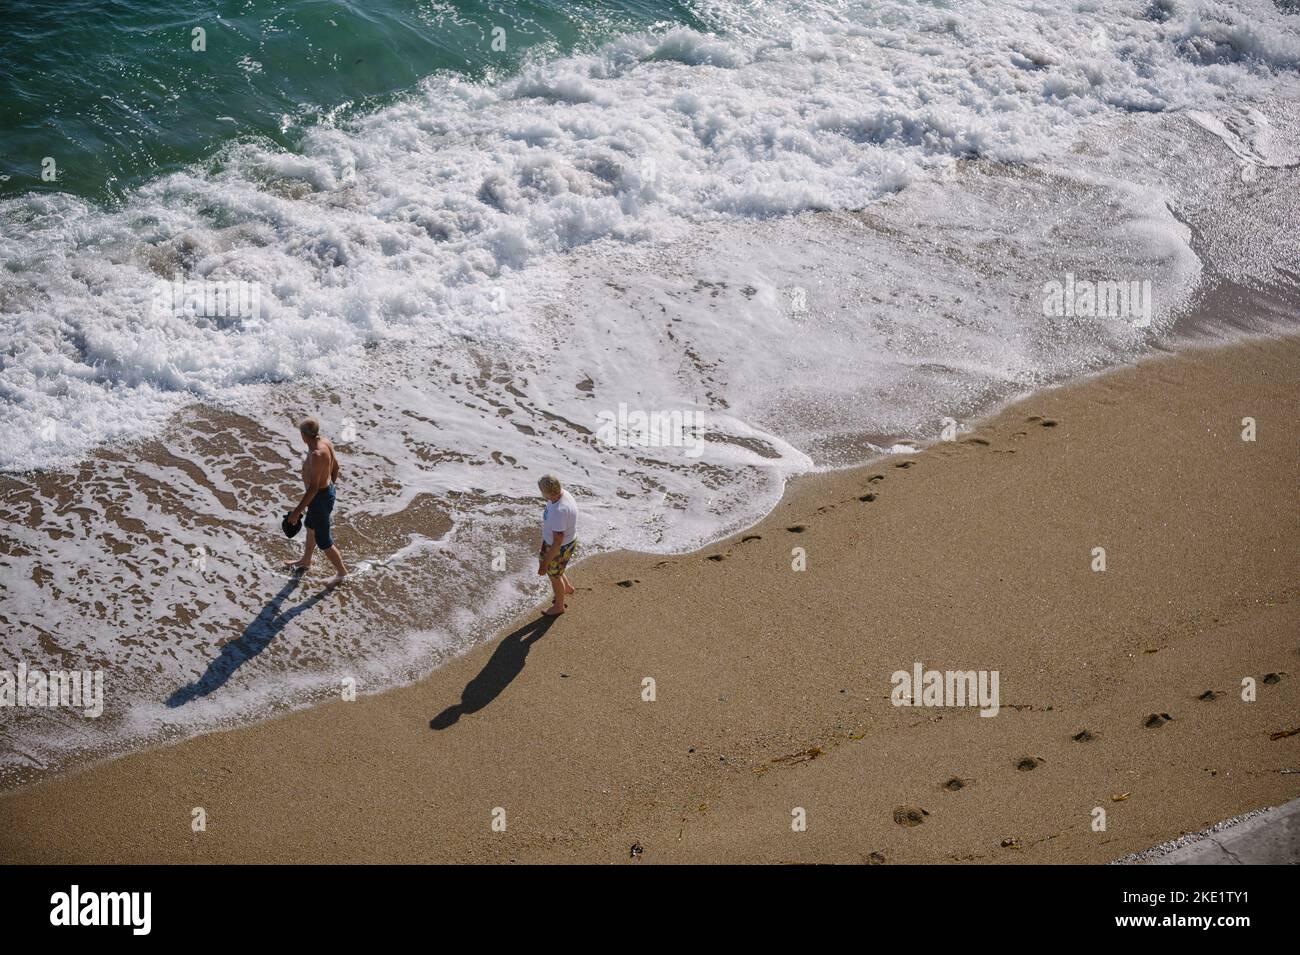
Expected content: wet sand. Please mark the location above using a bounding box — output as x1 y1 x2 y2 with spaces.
1 335 1297 863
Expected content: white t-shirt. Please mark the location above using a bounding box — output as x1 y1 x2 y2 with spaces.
542 489 579 547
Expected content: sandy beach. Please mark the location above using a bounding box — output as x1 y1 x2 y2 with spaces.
1 334 1296 864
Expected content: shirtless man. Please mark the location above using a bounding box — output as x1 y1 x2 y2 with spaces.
284 417 347 582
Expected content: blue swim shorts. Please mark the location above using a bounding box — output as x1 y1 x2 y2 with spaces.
305 484 336 549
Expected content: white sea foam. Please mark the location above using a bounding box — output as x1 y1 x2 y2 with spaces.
3 0 1297 472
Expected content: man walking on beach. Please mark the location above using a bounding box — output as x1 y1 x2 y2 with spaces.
537 474 578 616
284 417 347 583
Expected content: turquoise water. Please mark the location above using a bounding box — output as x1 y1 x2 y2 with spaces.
1 0 702 201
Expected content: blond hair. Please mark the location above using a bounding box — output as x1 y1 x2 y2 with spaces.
537 474 562 496
298 417 320 438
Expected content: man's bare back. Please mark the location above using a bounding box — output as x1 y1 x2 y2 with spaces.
301 438 339 490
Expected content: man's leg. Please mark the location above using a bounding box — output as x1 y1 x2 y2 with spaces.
322 544 347 580
313 495 346 582
545 573 566 614
285 535 315 570
560 571 574 596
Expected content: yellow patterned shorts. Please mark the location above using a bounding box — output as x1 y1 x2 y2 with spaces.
540 539 577 577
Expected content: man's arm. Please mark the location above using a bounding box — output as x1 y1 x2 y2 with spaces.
538 530 565 573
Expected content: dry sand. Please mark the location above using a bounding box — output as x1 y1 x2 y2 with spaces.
1 336 1297 864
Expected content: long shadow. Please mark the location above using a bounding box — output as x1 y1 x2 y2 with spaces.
430 615 556 730
167 575 334 708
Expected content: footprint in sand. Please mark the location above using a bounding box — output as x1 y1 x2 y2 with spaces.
741 534 762 543
1143 713 1173 728
1071 729 1096 742
893 805 929 827
942 776 973 792
866 851 887 865
1040 419 1058 427
1198 690 1221 701
706 553 727 562
858 493 877 502
787 524 807 533
1015 756 1042 771
962 437 990 446
867 474 885 483
1263 672 1285 685
616 579 639 588
894 461 915 469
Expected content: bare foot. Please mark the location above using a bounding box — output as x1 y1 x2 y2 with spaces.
562 582 575 595
283 559 311 572
543 605 565 616
324 574 347 586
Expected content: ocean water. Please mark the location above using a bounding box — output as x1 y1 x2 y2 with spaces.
2 0 1299 785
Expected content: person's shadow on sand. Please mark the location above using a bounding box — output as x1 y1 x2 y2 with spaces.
430 615 556 730
166 575 334 708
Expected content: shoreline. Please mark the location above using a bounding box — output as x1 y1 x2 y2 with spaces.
0 325 1260 794
0 317 1252 798
2 333 1297 863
